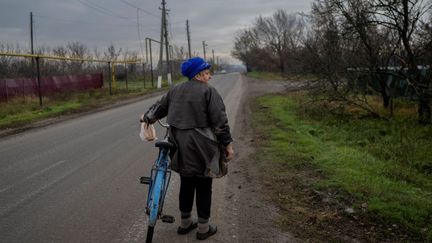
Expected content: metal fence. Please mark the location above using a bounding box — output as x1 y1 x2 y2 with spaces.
0 52 145 105
0 73 103 101
347 67 432 99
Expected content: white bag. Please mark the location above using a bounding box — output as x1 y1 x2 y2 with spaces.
140 122 157 141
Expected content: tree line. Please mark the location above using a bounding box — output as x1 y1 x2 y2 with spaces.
0 41 189 81
232 0 432 124
0 42 137 78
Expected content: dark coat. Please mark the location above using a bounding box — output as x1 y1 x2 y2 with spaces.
149 79 232 177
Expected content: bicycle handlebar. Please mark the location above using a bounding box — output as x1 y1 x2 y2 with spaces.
157 120 169 129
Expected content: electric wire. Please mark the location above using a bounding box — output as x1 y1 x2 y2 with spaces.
34 14 160 31
118 0 159 61
119 0 159 18
77 0 135 20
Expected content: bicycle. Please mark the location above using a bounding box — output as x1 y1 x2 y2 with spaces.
140 120 176 243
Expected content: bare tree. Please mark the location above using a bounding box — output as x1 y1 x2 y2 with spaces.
254 10 304 73
104 44 122 62
302 0 382 117
232 10 306 74
232 29 261 72
53 46 67 57
310 0 345 91
328 0 403 111
66 42 89 59
373 0 432 124
66 42 90 73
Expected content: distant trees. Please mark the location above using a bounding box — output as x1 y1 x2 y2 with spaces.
232 10 306 74
233 1 432 124
0 41 141 79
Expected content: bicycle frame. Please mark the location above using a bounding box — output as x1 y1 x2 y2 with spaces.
146 144 172 226
140 120 174 243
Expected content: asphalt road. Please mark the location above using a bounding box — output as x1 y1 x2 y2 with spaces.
0 73 245 243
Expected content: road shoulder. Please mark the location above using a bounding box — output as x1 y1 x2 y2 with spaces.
224 75 300 242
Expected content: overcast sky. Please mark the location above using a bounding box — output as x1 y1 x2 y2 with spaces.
0 0 314 64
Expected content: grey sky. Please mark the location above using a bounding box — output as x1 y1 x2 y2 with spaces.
0 0 314 63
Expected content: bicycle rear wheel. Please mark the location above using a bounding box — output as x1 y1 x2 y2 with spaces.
145 226 154 243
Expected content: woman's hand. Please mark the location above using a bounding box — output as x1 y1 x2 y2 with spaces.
226 143 234 161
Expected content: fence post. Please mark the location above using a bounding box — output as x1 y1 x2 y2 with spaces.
149 41 154 88
107 61 112 95
125 63 128 92
22 79 25 102
36 56 42 106
143 63 146 89
5 80 9 103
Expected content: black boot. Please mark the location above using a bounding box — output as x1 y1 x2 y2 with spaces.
196 225 217 240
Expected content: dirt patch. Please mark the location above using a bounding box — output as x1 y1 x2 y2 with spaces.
228 76 421 242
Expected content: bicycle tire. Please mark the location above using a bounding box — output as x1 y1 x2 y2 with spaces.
145 225 154 243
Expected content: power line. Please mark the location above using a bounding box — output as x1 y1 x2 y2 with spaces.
84 0 131 17
77 0 135 20
118 0 159 61
119 0 160 18
34 14 160 31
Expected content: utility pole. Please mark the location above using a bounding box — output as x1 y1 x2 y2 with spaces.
30 12 39 105
157 0 171 88
137 8 144 61
149 40 154 87
212 49 215 66
202 41 207 60
163 4 171 86
30 12 34 56
186 20 191 58
157 1 165 88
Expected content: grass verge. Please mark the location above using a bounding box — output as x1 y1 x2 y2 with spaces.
251 93 432 241
246 71 317 81
0 78 186 130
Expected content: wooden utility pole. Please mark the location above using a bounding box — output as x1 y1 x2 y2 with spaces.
202 41 207 60
149 40 154 87
186 20 191 58
163 2 171 85
157 0 165 88
30 12 40 105
212 49 215 65
30 12 34 56
157 0 171 87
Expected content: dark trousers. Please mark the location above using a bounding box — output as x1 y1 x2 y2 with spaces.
179 176 213 220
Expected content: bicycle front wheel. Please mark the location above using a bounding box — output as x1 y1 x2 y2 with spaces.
145 226 154 243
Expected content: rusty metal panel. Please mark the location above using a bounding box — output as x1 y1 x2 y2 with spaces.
0 73 103 101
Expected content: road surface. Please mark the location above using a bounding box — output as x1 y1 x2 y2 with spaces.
0 73 245 243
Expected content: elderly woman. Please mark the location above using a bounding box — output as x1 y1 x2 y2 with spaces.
142 57 234 240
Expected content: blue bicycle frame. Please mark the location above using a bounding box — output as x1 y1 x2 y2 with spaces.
140 120 174 243
146 142 172 226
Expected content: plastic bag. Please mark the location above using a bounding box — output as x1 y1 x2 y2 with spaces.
140 122 157 141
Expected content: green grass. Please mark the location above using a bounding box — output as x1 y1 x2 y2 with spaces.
246 71 287 81
246 71 318 81
252 93 432 240
0 77 187 130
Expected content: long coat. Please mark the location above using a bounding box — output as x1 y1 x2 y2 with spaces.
148 79 232 177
